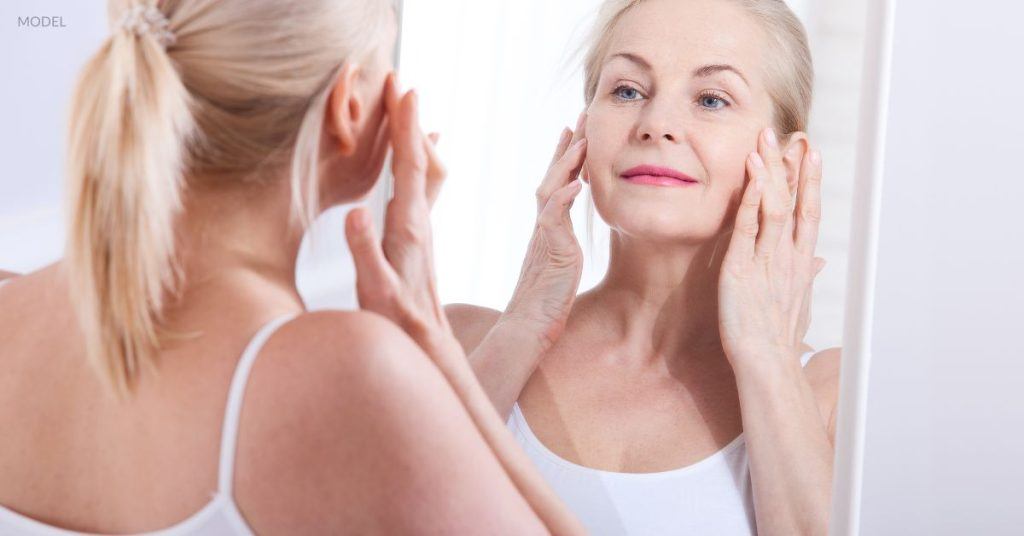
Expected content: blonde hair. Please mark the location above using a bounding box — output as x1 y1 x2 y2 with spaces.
580 0 814 249
66 0 391 396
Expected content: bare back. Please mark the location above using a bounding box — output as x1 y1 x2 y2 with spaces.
0 264 544 534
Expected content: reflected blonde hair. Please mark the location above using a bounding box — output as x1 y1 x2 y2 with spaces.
66 0 391 397
580 0 814 248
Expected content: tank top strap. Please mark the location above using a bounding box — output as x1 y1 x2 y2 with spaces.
217 313 300 494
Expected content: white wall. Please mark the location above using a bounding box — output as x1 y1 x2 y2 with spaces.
0 1 105 272
858 1 1024 533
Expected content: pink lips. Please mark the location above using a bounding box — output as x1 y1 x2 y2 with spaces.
620 165 700 187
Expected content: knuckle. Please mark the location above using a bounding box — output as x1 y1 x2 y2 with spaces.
800 205 822 223
392 220 426 244
737 221 759 237
766 209 788 224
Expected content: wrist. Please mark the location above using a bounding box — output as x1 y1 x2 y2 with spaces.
493 313 561 353
730 349 805 391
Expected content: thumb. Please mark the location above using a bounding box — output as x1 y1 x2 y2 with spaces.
345 207 395 306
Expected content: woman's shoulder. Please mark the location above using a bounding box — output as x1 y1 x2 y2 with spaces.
444 303 502 353
252 308 432 400
0 263 69 332
233 308 540 531
802 347 842 440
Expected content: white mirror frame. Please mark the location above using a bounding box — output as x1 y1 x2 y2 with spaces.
829 0 895 534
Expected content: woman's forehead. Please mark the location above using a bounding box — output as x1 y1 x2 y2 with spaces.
605 0 765 79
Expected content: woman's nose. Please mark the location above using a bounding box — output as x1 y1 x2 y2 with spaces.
637 103 683 143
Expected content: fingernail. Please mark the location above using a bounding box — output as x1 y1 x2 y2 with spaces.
810 149 821 165
765 128 778 149
560 127 572 143
574 138 587 149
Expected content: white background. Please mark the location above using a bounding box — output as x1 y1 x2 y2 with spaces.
858 1 1024 533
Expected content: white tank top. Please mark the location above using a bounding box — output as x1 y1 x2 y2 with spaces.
0 312 298 536
507 350 817 536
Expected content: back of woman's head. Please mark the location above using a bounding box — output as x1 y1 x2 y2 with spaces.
66 0 392 396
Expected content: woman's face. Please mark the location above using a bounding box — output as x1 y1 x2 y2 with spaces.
585 0 778 244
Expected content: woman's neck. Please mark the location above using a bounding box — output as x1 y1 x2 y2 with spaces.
173 176 307 314
588 231 731 367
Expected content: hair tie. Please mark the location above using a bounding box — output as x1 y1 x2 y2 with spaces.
119 4 176 47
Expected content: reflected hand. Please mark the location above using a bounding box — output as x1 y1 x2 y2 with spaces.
718 127 826 370
503 113 588 350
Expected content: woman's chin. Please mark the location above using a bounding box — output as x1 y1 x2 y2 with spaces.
609 220 723 246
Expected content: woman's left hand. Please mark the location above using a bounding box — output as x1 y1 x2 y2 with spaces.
718 127 826 371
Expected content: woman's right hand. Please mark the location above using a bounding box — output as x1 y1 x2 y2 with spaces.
343 73 455 361
502 113 588 350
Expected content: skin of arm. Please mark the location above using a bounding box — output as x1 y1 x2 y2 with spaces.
734 346 841 536
445 303 546 420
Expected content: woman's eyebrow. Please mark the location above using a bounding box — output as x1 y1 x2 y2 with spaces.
606 52 653 70
693 64 749 86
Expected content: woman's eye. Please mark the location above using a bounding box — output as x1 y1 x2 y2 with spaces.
698 93 729 110
613 85 643 101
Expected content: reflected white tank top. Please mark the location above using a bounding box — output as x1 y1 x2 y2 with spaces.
507 350 817 536
0 305 297 536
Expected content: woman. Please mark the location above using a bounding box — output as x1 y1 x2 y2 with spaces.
0 0 586 533
447 0 839 534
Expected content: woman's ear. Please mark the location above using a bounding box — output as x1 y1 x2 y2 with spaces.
326 62 363 157
782 131 809 196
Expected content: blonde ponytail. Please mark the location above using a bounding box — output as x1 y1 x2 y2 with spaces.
64 0 390 397
66 1 193 396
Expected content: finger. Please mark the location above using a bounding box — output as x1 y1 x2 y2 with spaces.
538 111 587 204
422 132 446 209
548 127 573 167
568 110 586 145
344 207 398 307
758 127 790 200
536 138 587 212
384 71 401 119
390 90 428 213
752 138 790 261
794 148 823 256
428 132 440 144
726 158 765 261
538 179 584 251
